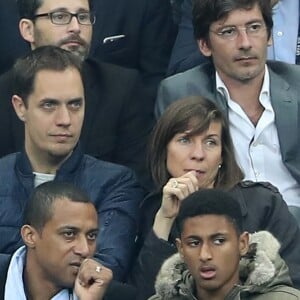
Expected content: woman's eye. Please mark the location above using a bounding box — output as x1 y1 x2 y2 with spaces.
178 136 190 144
205 139 217 147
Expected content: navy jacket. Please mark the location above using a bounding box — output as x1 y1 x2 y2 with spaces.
0 58 154 190
0 145 143 281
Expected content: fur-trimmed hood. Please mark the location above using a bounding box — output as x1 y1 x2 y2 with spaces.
149 231 295 300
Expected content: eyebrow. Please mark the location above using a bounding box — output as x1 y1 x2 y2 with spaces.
48 7 90 13
57 226 99 232
40 97 83 103
217 18 264 28
184 232 228 239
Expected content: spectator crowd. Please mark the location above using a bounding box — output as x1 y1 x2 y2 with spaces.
1 0 300 299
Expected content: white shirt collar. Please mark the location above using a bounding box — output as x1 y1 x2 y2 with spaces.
4 246 78 300
216 65 271 109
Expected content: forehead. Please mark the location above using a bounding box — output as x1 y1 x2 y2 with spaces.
175 120 222 137
46 198 98 230
30 68 83 99
38 0 90 12
181 215 236 238
213 3 263 27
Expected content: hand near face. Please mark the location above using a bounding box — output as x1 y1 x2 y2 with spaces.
160 171 199 219
75 259 113 300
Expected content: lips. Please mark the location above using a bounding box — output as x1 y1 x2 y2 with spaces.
185 169 206 177
51 133 72 138
200 266 216 279
51 134 73 143
234 55 257 63
69 261 82 273
65 40 82 46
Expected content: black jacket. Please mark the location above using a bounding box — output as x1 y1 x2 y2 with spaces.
90 0 176 83
130 181 300 299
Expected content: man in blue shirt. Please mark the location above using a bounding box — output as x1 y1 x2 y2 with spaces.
0 181 136 299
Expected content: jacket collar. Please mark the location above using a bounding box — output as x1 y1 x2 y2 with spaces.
16 143 84 177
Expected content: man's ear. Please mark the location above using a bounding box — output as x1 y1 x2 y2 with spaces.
176 238 184 260
239 231 249 256
21 225 39 249
12 95 27 122
197 39 212 57
19 18 35 44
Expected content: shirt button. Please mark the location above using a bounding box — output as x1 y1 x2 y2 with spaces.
277 31 283 37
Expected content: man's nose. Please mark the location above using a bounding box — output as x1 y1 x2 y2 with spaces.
67 15 81 33
199 243 213 261
237 29 252 50
56 106 71 126
74 236 90 258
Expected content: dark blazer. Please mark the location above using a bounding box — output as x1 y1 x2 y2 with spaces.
0 0 30 75
167 0 205 76
0 58 153 190
0 253 137 300
90 0 176 83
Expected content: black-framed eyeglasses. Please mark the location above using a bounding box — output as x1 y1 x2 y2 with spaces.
33 11 96 25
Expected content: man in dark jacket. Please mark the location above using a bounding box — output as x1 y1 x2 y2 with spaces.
0 0 153 190
0 181 137 300
90 0 176 111
0 46 143 282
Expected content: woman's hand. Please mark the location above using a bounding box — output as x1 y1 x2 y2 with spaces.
153 171 198 240
160 171 199 219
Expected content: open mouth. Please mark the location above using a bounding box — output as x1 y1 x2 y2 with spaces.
200 266 216 279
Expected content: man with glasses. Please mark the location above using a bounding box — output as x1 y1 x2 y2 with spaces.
167 0 299 76
155 0 300 221
0 0 153 190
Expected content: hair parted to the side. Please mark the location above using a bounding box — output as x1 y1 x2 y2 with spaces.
12 45 83 105
148 96 243 190
23 181 93 231
176 188 243 235
192 0 273 41
17 0 94 19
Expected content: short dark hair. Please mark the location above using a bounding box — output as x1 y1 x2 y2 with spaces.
149 96 243 190
192 0 273 41
12 45 83 105
17 0 94 19
24 181 93 231
177 189 243 235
